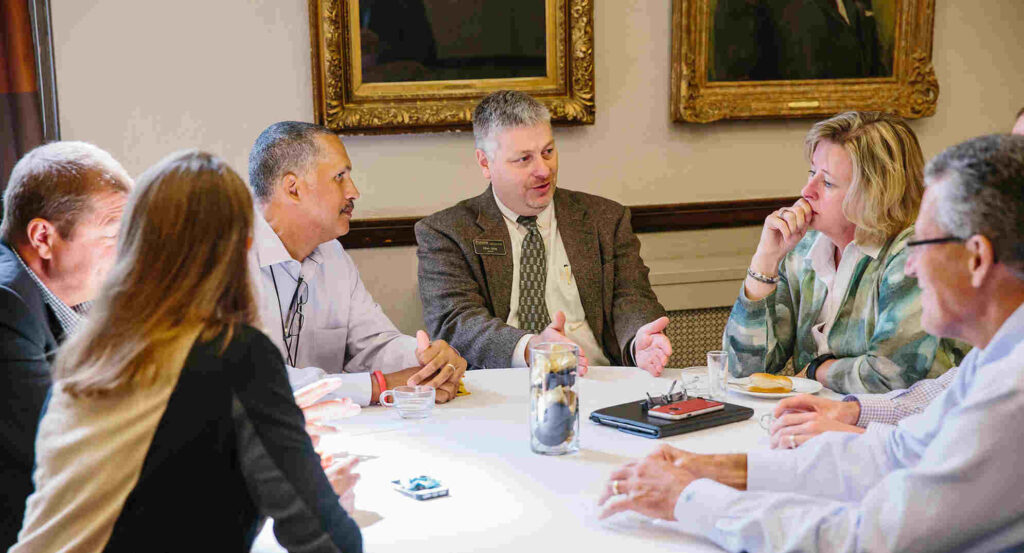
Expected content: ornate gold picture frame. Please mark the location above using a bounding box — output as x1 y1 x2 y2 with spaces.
671 0 938 123
309 0 594 134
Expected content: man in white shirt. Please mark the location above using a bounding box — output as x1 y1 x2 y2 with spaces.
415 90 671 374
247 121 466 408
598 134 1024 552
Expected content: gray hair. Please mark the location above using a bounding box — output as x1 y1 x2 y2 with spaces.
248 121 336 201
925 134 1024 279
472 90 551 159
1 141 132 244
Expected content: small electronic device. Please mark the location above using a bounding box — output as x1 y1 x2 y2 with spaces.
647 398 724 420
392 475 449 501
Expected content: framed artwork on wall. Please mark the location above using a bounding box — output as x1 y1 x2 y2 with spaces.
671 0 938 123
309 0 595 134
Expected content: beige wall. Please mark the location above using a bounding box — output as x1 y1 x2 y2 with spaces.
52 0 1024 333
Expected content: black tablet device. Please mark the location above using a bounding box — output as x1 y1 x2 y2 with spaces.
590 399 753 439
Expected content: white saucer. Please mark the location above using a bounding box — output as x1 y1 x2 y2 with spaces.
728 376 823 398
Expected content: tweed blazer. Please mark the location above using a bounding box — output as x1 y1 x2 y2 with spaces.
415 186 666 369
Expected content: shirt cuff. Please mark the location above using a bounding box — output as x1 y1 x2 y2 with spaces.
284 365 374 407
846 394 892 427
672 478 744 537
510 334 534 368
745 449 799 493
333 373 373 407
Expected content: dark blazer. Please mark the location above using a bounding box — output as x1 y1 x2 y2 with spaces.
713 0 887 81
0 241 62 550
415 186 666 369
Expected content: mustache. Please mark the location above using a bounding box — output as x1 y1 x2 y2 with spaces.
341 201 355 213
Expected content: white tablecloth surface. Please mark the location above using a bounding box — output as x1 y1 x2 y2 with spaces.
253 366 840 552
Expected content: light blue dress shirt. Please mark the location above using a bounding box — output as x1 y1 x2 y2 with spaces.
673 302 1024 552
249 213 418 406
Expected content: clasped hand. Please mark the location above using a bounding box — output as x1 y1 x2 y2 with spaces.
768 394 864 449
401 330 468 403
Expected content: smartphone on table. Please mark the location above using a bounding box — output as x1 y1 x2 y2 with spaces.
647 398 724 420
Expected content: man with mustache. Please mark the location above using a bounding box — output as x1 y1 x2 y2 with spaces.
247 122 467 414
415 91 671 374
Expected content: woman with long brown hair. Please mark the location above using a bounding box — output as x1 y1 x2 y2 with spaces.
13 150 362 552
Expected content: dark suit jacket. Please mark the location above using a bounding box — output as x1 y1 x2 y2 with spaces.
415 186 666 369
0 241 62 549
713 0 887 81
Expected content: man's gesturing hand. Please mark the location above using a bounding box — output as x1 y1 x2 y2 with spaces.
526 310 589 376
634 316 672 376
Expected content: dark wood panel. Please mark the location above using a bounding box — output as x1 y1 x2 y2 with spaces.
338 196 800 249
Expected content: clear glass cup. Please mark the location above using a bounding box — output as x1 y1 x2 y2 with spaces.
529 343 580 455
379 385 435 419
706 350 729 400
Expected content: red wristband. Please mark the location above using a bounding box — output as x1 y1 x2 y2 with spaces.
372 370 387 400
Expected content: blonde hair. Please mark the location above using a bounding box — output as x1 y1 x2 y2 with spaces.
54 150 258 396
804 111 925 246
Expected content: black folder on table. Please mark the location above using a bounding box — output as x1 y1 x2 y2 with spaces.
589 399 754 439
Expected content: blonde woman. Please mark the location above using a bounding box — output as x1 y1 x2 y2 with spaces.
725 112 966 394
12 151 362 552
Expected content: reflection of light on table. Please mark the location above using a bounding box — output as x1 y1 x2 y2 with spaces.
253 367 840 553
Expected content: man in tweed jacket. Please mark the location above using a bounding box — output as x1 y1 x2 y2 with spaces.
415 91 670 372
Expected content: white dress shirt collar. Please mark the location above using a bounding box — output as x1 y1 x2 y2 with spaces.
253 209 324 269
492 188 555 231
805 232 881 275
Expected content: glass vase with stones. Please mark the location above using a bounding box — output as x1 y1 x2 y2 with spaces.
530 342 580 455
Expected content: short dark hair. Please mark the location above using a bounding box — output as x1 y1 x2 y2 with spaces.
1 141 132 244
1017 106 1024 119
248 121 336 201
926 134 1024 279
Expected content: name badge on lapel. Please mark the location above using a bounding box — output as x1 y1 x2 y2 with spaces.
473 239 507 256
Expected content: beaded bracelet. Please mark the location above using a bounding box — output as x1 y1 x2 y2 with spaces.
746 267 780 284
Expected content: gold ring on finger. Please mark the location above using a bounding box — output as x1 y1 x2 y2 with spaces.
789 434 797 448
612 480 622 495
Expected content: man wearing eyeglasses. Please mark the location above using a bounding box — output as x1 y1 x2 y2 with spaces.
247 121 468 416
597 134 1024 552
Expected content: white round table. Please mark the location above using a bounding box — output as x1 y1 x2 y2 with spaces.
254 366 839 552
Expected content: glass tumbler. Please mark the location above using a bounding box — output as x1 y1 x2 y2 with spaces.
529 343 580 455
706 350 730 400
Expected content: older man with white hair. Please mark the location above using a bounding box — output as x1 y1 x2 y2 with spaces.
598 134 1024 553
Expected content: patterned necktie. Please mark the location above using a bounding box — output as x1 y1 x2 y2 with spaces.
517 215 550 333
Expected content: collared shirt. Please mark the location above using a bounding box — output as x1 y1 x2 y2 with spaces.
843 366 958 427
12 249 87 335
249 211 418 406
724 228 967 393
492 189 610 367
806 234 880 357
675 302 1024 553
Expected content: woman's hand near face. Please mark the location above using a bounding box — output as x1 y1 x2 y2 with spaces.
743 198 813 302
751 198 814 272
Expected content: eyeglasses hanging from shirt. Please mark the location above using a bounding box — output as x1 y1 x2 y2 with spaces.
270 267 308 367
